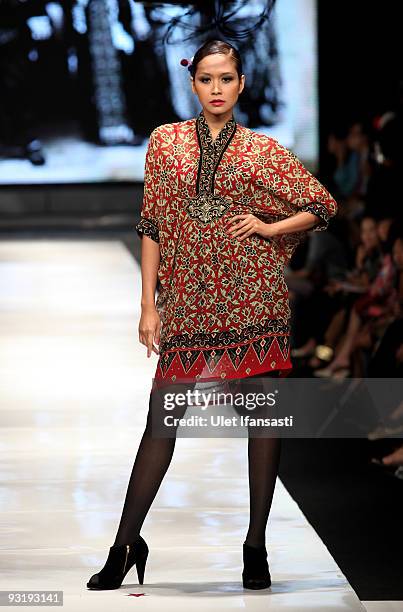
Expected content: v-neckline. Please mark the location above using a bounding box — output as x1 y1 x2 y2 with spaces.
194 110 237 195
196 110 237 150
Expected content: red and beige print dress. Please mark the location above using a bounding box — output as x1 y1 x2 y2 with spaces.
135 110 338 384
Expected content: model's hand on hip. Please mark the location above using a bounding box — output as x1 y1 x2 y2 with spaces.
139 305 161 357
224 214 275 241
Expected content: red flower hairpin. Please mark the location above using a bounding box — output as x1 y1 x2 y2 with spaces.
180 57 193 72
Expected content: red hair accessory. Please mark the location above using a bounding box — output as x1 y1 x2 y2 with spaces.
180 57 193 72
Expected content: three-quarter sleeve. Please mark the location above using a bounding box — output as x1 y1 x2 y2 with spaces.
135 127 161 243
261 137 338 232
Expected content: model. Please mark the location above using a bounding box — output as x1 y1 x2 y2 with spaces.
86 39 338 592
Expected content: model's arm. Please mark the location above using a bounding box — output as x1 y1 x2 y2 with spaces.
138 235 161 357
263 140 338 238
227 138 338 241
264 210 323 237
135 128 162 357
140 236 160 309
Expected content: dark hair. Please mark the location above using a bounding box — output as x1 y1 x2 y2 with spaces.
359 214 377 227
190 39 243 79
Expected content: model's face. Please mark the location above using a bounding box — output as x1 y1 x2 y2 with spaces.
191 53 245 116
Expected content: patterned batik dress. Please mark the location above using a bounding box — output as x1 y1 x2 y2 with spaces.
135 110 338 384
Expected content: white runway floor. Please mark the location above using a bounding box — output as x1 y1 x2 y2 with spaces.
0 238 394 611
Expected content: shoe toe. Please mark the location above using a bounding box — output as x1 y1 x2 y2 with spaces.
87 573 100 588
243 576 271 589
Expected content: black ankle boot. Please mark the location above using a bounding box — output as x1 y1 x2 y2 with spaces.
242 542 272 589
86 535 149 590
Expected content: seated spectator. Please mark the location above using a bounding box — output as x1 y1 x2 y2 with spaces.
315 226 403 377
287 218 349 354
326 120 372 205
291 215 382 360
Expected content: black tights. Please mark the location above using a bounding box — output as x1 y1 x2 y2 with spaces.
113 371 282 549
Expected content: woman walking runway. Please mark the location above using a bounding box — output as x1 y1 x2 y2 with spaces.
87 38 338 592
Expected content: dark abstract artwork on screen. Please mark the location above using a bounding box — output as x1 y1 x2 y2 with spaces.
0 0 283 168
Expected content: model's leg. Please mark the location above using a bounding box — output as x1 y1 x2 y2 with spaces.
113 380 194 546
245 435 282 548
243 371 282 549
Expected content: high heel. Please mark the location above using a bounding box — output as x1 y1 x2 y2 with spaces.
242 542 272 590
86 535 149 590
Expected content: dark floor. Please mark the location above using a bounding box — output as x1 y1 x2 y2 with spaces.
279 436 403 600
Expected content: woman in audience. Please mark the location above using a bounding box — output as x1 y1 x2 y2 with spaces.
315 228 402 377
293 215 383 364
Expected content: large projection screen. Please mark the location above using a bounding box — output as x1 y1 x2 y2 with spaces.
0 0 318 184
